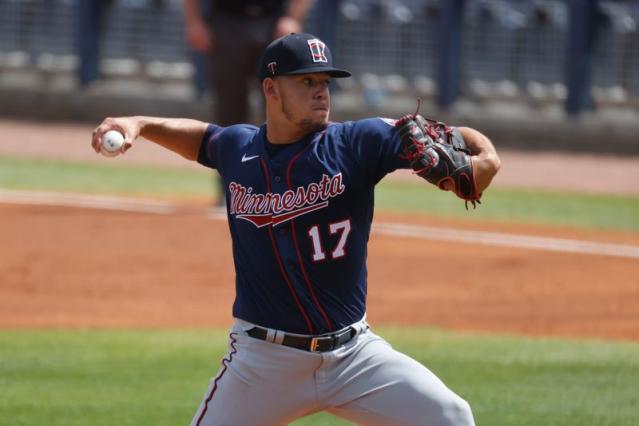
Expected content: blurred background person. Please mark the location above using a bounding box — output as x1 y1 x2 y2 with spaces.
182 0 316 206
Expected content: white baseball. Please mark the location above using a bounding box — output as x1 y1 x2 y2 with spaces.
100 130 125 158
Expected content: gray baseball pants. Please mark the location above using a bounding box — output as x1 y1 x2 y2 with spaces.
190 318 475 426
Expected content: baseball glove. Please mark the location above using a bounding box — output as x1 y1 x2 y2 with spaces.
395 114 481 208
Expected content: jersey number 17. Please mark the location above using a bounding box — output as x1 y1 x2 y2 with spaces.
308 219 352 262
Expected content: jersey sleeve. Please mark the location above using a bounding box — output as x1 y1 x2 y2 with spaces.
197 123 225 170
344 117 411 185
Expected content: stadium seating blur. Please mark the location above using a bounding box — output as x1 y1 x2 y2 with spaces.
0 0 193 83
0 0 637 112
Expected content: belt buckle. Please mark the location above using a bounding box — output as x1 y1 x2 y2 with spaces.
309 335 334 352
310 328 354 352
309 336 321 352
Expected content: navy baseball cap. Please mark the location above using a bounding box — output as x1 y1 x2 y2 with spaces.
258 33 351 81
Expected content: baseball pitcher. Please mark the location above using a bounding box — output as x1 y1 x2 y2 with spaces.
91 33 500 425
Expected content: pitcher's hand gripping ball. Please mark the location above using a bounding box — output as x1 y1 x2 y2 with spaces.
395 114 482 208
100 130 125 158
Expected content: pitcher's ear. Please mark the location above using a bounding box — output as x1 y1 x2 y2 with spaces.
263 78 279 100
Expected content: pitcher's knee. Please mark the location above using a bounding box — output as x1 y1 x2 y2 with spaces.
437 396 474 426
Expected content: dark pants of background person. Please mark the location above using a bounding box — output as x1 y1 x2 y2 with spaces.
208 12 279 205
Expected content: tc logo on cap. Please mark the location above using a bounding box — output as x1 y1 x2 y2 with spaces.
267 61 277 75
307 39 328 63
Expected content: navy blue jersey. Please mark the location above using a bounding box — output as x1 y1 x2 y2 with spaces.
198 118 411 334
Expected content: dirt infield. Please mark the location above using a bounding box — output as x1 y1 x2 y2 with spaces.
1 202 638 341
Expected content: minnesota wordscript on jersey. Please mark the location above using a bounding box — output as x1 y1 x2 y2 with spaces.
229 173 345 228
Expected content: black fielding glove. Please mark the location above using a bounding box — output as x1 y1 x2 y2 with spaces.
395 114 482 208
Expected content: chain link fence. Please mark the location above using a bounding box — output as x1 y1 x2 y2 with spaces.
1 0 638 107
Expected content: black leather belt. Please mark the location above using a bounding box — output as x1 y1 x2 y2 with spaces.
247 326 358 352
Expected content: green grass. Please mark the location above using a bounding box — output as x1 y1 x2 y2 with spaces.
375 181 639 231
0 155 212 198
1 155 638 231
0 328 637 426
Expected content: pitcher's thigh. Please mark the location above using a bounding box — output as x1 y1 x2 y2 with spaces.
329 339 474 426
191 363 311 426
190 336 316 426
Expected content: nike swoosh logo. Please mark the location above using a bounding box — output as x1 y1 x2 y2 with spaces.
241 154 259 163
